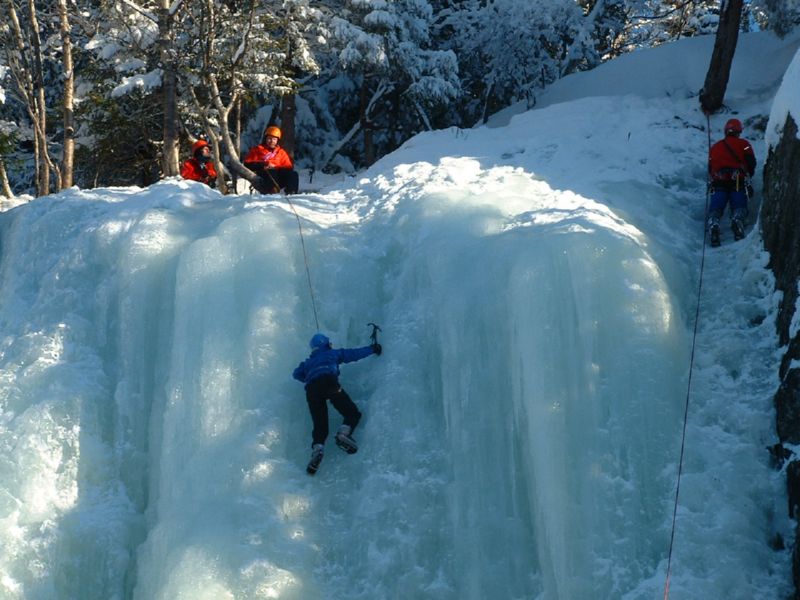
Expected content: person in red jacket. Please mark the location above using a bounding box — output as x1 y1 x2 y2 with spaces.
180 140 218 187
243 125 299 194
707 118 756 247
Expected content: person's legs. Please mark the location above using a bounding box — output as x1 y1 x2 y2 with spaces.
707 187 729 230
707 185 732 246
305 389 330 446
252 172 279 194
264 169 299 194
253 169 279 194
729 188 748 240
285 170 299 194
329 386 362 433
329 385 361 453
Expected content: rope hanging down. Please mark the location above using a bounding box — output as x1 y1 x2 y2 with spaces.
284 192 320 331
257 161 320 330
662 113 713 600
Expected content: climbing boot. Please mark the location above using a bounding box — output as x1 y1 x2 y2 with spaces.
335 425 358 454
731 218 745 241
307 443 324 475
709 224 721 248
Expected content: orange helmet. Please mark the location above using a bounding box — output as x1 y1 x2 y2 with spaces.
264 126 282 139
192 139 210 154
724 118 743 135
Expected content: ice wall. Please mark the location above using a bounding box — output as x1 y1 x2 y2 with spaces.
0 179 689 599
365 179 688 599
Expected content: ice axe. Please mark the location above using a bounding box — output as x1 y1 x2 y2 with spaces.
367 322 382 345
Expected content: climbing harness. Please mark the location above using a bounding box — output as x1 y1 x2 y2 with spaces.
662 113 714 600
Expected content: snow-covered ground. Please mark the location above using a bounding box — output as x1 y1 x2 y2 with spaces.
1 30 799 600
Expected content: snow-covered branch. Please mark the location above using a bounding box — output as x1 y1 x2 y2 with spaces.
118 0 158 24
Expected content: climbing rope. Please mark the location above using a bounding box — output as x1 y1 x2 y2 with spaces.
286 196 320 330
276 180 320 332
662 112 713 599
250 168 320 330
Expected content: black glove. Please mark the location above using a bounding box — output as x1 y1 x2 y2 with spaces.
746 183 754 198
372 343 382 356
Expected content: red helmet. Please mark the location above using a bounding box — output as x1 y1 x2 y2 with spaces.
724 118 743 135
192 139 210 154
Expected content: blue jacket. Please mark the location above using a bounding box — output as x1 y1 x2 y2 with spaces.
292 345 376 385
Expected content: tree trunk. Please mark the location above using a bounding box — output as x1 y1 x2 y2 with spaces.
0 157 12 198
361 81 375 166
231 96 242 191
58 0 75 188
699 0 744 114
27 0 53 194
321 119 362 172
6 0 62 195
280 92 297 159
206 75 260 187
278 37 297 159
159 3 180 176
322 79 390 171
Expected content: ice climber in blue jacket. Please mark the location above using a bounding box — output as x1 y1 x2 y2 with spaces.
293 332 382 474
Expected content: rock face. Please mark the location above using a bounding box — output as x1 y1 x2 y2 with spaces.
760 113 800 598
762 114 800 374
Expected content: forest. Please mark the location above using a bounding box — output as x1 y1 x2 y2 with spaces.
1 0 798 197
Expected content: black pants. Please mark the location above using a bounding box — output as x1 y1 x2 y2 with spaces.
305 374 361 446
254 168 299 194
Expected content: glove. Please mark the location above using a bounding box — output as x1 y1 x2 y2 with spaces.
746 183 754 198
372 343 382 356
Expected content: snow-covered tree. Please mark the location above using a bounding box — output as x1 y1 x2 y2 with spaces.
0 0 96 195
750 0 800 36
0 64 13 197
88 0 325 187
577 0 629 60
322 0 459 167
438 0 598 124
2 0 55 195
104 0 187 176
174 0 324 191
5 0 787 189
272 0 327 157
77 1 170 185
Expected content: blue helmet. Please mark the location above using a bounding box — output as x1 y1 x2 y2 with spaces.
309 333 330 349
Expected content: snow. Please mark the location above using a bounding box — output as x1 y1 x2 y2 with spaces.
0 66 7 104
111 68 163 98
85 35 123 60
1 30 800 600
767 44 800 148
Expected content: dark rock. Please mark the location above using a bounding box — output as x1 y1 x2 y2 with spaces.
761 113 800 600
761 114 800 374
777 370 800 444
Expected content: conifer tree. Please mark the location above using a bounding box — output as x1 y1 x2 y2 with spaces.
322 0 458 167
750 0 800 36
